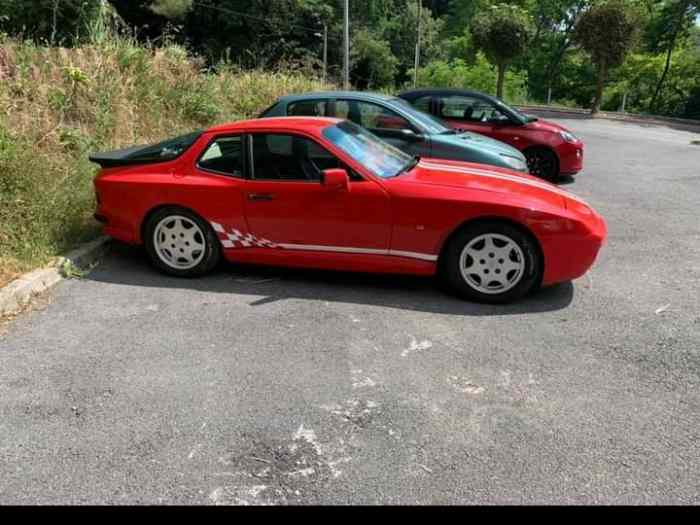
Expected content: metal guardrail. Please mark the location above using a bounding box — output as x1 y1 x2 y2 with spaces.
516 104 700 132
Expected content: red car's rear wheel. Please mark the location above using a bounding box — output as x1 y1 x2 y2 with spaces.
144 207 221 277
442 221 542 304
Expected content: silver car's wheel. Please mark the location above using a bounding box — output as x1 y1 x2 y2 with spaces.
458 233 526 295
153 215 206 270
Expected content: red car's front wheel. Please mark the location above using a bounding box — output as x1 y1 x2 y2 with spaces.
525 148 559 181
442 221 542 304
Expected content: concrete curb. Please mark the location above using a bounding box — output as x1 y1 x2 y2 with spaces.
0 236 111 316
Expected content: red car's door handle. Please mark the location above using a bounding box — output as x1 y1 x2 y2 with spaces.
247 193 275 201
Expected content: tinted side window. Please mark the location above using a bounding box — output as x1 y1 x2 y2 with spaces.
251 133 362 182
126 131 202 163
438 95 506 122
438 95 481 119
251 134 322 181
411 95 432 114
335 100 412 131
197 136 243 177
288 100 327 117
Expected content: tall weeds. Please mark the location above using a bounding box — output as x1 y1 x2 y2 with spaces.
0 34 332 285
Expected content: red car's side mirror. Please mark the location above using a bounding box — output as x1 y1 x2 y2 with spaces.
322 168 350 192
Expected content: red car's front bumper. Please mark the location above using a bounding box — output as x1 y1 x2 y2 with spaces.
540 206 607 286
558 141 584 176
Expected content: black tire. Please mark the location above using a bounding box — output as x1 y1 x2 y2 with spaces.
143 206 221 277
440 221 542 304
525 147 559 181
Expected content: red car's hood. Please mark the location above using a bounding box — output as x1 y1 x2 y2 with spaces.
401 159 576 210
523 118 571 134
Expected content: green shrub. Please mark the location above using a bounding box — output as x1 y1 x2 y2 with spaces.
412 54 528 104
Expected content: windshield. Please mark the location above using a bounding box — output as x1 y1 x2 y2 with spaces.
495 100 535 123
390 98 451 134
322 120 413 179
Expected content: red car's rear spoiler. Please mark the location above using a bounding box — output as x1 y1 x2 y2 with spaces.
89 130 203 168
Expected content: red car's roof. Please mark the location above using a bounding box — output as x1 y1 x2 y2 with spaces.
207 116 341 134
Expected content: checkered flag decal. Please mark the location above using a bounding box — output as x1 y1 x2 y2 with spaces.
211 222 278 249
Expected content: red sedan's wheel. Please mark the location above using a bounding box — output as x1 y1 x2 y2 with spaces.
525 148 559 181
442 221 542 304
144 207 221 277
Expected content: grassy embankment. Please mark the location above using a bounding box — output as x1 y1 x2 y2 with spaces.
0 36 330 286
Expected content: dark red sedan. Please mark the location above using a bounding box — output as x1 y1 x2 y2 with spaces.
399 89 584 180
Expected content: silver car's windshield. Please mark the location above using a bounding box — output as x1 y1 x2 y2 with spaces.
322 120 413 179
391 97 450 134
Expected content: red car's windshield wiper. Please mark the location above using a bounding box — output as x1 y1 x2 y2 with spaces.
393 155 420 177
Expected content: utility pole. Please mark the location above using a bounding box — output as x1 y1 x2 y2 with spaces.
620 92 627 113
323 23 328 84
343 0 350 90
315 23 328 84
414 0 421 88
51 0 60 45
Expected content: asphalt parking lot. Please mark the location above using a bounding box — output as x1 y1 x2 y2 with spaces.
1 118 699 504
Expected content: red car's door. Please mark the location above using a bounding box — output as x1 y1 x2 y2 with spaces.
192 133 251 235
243 132 391 252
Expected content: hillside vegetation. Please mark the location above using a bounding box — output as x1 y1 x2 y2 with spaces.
0 36 331 286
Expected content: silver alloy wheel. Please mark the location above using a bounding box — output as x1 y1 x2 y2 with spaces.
153 215 206 270
459 233 525 295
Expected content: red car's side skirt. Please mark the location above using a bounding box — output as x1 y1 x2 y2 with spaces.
224 247 437 276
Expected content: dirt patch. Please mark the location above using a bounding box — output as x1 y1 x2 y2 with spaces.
210 425 353 505
0 265 21 289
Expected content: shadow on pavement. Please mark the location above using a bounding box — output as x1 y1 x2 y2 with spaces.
554 175 576 186
87 243 575 317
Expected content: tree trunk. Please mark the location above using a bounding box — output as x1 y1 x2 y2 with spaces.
496 62 506 99
51 0 60 45
649 0 689 113
543 7 580 103
591 61 607 115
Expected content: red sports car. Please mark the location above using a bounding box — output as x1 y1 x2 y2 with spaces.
399 89 584 180
90 117 606 303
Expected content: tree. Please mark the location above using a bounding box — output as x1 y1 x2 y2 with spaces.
166 0 333 69
0 0 104 44
573 0 640 114
350 28 398 88
471 4 533 98
380 2 445 84
647 0 700 112
444 0 491 36
149 0 192 19
522 0 588 101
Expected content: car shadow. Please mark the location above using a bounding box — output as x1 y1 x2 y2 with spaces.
554 175 576 186
87 243 575 317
